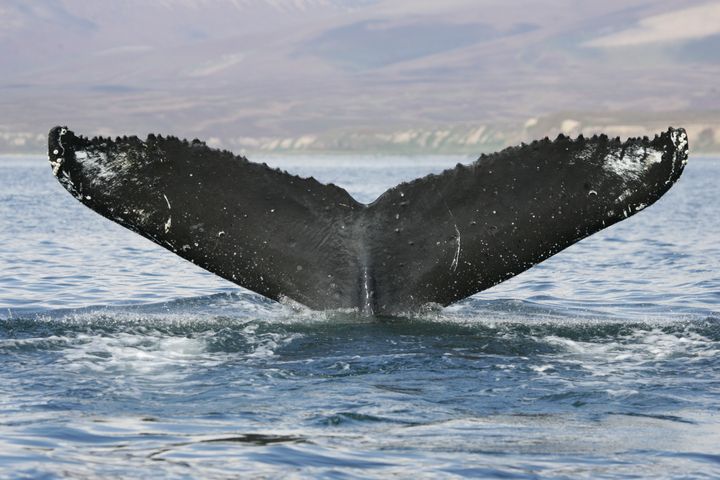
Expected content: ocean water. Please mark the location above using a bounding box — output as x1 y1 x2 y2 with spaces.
0 154 718 479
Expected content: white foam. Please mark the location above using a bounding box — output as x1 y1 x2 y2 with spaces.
60 332 214 377
544 327 719 380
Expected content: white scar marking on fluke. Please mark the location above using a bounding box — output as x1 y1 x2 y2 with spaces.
602 141 670 204
75 150 121 184
52 159 63 176
362 265 373 314
671 129 688 158
451 224 461 272
668 129 689 184
439 195 462 272
646 150 663 165
50 130 68 176
575 143 597 163
161 194 172 233
617 190 632 202
603 144 659 180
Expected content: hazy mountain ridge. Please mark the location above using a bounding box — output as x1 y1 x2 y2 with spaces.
1 0 718 154
4 112 718 156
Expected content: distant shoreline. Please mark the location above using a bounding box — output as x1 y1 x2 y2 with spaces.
4 151 720 159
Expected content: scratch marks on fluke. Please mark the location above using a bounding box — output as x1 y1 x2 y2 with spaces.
438 193 461 272
163 194 172 233
451 223 461 272
47 126 689 315
361 265 374 315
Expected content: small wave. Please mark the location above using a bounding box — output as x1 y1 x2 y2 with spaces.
2 296 718 353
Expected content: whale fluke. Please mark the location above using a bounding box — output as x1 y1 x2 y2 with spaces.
48 126 688 315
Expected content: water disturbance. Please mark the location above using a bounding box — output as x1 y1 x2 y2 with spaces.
0 155 718 478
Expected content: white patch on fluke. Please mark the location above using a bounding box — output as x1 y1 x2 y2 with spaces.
50 130 67 177
603 144 654 180
575 143 597 163
671 129 689 164
645 150 663 166
663 130 688 184
74 149 121 184
51 157 64 176
617 190 633 202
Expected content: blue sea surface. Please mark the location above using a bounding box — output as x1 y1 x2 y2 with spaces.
0 154 719 479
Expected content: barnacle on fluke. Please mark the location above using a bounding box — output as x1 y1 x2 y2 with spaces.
48 126 688 315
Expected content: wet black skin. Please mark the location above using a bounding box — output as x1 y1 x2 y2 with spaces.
48 126 688 315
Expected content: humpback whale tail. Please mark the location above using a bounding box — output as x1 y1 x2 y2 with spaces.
48 126 688 315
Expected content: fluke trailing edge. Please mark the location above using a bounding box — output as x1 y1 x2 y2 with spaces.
48 126 689 315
